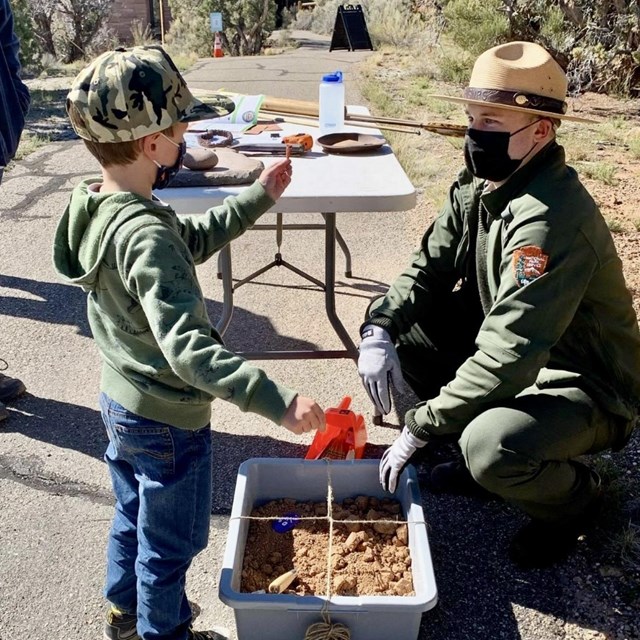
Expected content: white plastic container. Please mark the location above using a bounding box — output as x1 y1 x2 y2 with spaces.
319 71 345 135
219 458 438 640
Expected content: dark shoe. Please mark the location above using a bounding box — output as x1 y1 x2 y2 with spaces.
188 628 229 640
0 402 7 422
509 491 604 569
104 607 139 640
0 373 26 403
429 459 493 499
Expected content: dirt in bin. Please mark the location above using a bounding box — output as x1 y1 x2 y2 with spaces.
240 496 415 597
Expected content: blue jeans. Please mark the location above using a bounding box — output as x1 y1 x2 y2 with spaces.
100 393 212 640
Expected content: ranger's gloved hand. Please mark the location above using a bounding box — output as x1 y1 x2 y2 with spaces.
358 324 405 414
379 426 427 493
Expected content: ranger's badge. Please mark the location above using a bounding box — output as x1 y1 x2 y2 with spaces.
512 245 548 287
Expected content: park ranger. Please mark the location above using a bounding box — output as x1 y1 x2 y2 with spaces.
359 41 640 568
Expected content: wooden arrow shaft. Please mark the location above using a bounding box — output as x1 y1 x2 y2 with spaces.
260 96 465 137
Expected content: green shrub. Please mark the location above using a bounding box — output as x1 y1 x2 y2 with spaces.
295 0 442 50
578 161 618 186
130 19 156 47
437 48 473 84
11 0 43 74
441 0 508 57
167 0 276 57
165 0 211 57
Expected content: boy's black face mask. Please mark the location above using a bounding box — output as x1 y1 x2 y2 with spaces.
153 140 186 190
463 119 540 182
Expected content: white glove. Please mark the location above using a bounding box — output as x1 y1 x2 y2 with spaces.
358 324 405 414
379 426 427 493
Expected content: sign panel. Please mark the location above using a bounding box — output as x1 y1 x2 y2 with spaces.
330 4 373 52
209 12 223 32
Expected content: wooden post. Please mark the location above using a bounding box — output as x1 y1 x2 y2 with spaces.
158 0 165 45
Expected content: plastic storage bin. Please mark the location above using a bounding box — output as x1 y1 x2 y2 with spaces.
219 458 438 640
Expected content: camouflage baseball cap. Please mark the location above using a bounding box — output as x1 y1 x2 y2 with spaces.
67 45 235 143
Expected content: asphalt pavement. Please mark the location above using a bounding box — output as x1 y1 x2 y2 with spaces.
1 31 637 640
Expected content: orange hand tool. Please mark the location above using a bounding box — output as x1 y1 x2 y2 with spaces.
282 132 313 152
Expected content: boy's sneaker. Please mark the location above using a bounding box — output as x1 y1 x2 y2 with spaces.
187 627 230 640
0 373 26 403
0 401 7 422
104 608 139 640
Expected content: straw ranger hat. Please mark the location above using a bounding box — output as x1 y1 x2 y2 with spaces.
432 41 594 123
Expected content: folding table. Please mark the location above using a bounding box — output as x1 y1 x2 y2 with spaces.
161 107 416 362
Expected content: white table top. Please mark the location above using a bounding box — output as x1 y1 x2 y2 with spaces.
161 106 417 215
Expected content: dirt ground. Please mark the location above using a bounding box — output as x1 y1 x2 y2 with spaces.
240 496 413 597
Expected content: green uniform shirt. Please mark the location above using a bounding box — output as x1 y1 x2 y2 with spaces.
369 142 640 441
53 179 297 429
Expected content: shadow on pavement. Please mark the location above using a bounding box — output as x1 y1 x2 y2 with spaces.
0 274 91 337
2 394 107 459
0 274 319 353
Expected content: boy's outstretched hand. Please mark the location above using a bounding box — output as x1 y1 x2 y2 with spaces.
258 158 293 201
282 395 326 435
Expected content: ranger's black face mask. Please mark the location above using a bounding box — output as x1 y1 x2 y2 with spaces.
463 119 540 182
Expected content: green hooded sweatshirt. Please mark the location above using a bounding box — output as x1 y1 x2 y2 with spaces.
53 178 297 429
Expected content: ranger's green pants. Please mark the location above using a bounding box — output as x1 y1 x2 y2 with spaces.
370 292 622 522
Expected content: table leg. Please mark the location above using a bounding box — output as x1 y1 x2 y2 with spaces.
214 214 358 360
335 228 353 277
216 243 234 336
323 212 358 361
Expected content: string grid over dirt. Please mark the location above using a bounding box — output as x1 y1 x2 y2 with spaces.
240 496 414 597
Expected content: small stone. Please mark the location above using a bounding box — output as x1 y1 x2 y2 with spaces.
599 566 623 577
183 148 219 170
393 577 414 596
340 514 362 533
373 521 398 535
396 524 409 545
367 509 381 521
333 575 355 593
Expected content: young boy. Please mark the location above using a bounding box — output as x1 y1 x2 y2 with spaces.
53 45 325 640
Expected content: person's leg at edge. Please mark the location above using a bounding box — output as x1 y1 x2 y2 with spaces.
459 386 622 566
135 419 212 640
0 358 27 404
101 394 142 639
101 394 213 640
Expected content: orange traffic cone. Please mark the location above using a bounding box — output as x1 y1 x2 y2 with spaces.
213 32 224 58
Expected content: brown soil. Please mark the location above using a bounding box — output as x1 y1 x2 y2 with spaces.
240 496 414 597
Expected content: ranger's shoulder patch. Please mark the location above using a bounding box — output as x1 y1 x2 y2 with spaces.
512 245 548 287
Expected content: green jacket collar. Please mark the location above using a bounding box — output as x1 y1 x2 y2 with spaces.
480 141 565 218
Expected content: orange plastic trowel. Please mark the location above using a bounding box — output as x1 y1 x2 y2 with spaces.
305 396 367 460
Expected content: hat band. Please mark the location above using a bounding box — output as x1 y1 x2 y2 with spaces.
463 88 568 115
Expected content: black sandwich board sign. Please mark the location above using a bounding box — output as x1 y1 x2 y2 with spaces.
329 4 374 52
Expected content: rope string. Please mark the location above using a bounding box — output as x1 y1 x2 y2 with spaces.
302 462 350 640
